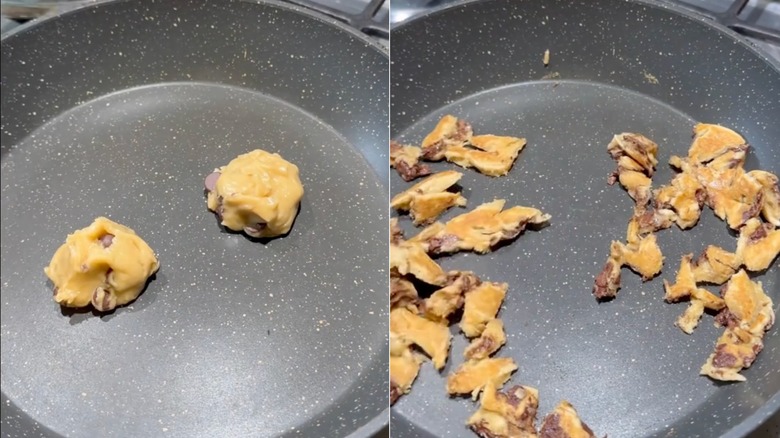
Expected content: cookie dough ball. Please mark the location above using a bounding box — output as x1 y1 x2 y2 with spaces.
44 217 160 311
205 149 304 238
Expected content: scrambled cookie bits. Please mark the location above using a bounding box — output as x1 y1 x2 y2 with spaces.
391 141 432 182
594 132 664 301
45 217 160 312
421 115 474 161
539 401 597 438
467 381 539 438
701 270 774 381
205 149 304 238
391 170 467 225
447 358 518 399
412 200 551 255
446 135 527 177
390 307 451 371
736 218 780 272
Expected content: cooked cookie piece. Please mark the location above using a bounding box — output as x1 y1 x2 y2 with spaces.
45 217 160 311
718 270 774 335
701 270 774 381
654 171 705 229
391 170 467 225
422 271 482 323
691 245 741 284
390 307 451 371
390 219 447 286
663 254 696 302
467 381 539 438
445 134 527 177
205 149 304 238
592 255 622 301
736 218 780 272
675 288 725 334
610 233 664 281
539 401 597 438
748 170 780 226
446 357 518 399
701 327 765 382
390 332 423 405
391 277 420 312
464 319 507 360
607 132 659 206
687 123 746 165
391 141 432 182
630 208 677 237
460 282 508 338
704 169 764 230
420 115 473 161
412 200 551 255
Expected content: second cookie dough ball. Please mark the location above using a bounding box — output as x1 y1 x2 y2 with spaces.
206 149 304 238
44 217 160 312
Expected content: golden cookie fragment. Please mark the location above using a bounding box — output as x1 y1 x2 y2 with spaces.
390 307 451 371
446 357 518 399
675 288 725 334
607 133 659 206
461 282 508 338
464 319 507 361
391 277 420 312
467 381 539 438
654 171 705 229
663 254 695 302
748 170 780 226
687 123 746 165
736 218 780 272
413 200 551 255
445 134 527 177
391 141 432 182
422 271 482 323
421 115 473 161
701 270 774 381
705 170 763 230
390 218 447 286
610 233 664 281
691 245 741 285
539 401 597 438
389 332 423 405
391 171 467 225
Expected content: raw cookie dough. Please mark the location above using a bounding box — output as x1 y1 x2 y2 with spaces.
44 217 159 311
205 149 304 238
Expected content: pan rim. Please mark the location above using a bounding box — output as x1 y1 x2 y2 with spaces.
389 0 780 437
390 0 780 74
0 1 389 437
0 0 388 58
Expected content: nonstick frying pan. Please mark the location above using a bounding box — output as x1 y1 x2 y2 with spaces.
390 0 779 437
0 1 388 437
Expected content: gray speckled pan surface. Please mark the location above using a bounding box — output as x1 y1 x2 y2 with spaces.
390 1 779 437
0 1 388 437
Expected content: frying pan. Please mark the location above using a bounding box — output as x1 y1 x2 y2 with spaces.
0 1 388 437
390 0 779 437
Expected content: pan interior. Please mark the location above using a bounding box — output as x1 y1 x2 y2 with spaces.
0 82 387 437
390 81 779 438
